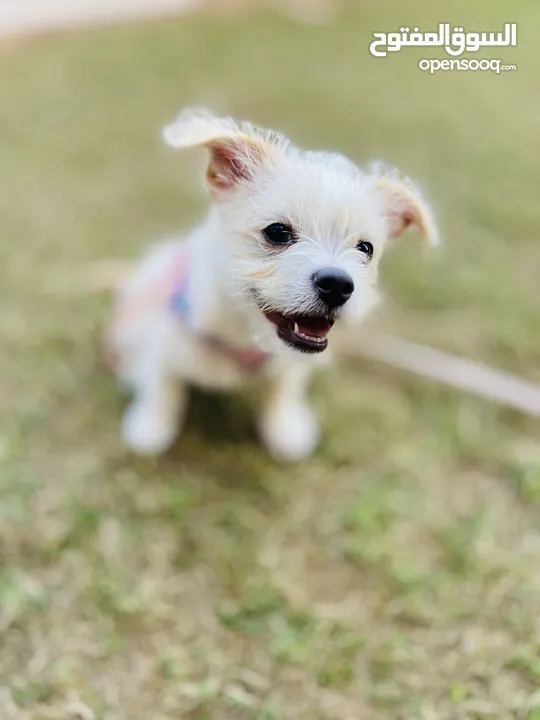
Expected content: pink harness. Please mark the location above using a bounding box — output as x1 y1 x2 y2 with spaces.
106 249 269 374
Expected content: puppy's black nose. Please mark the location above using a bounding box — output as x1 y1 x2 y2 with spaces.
313 268 354 308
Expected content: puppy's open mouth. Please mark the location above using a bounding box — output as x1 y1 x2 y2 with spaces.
263 310 334 353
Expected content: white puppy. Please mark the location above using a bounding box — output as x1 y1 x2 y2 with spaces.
105 109 438 461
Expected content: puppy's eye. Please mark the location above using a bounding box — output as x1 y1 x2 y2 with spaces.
263 222 295 245
357 240 374 258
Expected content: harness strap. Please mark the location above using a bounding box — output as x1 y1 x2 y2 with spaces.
168 252 269 373
106 248 269 374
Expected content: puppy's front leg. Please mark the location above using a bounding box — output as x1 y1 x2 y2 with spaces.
259 362 319 462
122 320 187 456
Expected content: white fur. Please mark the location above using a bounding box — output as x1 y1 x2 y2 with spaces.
106 109 438 461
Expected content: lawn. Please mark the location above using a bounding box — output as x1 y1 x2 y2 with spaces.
0 1 539 718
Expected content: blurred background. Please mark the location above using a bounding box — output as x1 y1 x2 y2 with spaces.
0 1 538 719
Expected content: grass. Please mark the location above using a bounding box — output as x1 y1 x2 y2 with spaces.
0 1 539 717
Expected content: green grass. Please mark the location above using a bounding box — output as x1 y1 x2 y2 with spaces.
0 1 539 718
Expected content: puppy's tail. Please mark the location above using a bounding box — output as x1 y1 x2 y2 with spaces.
336 330 540 418
45 260 136 295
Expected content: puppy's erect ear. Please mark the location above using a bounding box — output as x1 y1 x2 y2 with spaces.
163 108 281 195
371 166 440 246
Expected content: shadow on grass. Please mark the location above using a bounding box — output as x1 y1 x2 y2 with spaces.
183 386 258 447
153 387 282 502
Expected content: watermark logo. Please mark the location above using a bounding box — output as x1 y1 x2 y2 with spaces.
418 58 517 75
369 22 517 58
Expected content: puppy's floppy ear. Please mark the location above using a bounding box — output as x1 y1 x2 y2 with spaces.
163 108 280 195
371 165 440 246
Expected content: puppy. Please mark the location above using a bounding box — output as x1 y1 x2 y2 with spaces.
105 109 438 461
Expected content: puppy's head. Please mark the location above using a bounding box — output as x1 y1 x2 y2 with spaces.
164 109 439 354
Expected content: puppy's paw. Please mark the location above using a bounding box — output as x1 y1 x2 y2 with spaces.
121 401 179 456
260 402 319 463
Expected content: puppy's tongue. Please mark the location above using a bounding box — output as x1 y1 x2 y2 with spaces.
294 316 331 338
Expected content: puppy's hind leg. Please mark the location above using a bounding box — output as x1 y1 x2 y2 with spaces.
259 363 319 462
121 320 187 456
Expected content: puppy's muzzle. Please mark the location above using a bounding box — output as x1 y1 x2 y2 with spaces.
313 268 354 309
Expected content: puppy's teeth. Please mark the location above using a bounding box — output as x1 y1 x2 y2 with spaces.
292 323 327 345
